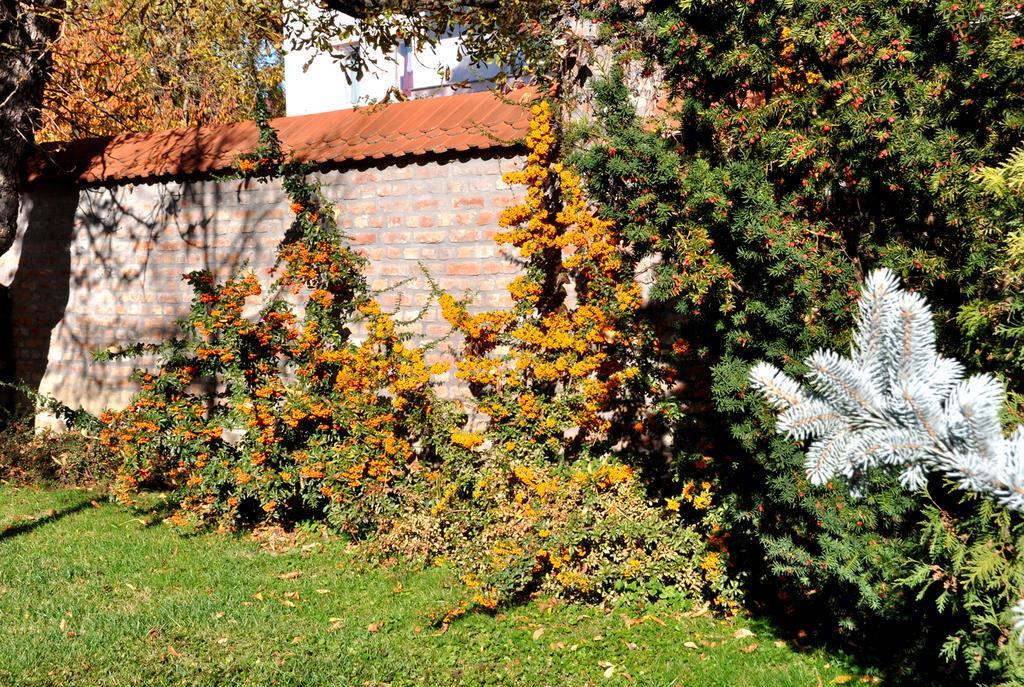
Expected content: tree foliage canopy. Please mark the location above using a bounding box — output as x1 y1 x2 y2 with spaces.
39 0 283 141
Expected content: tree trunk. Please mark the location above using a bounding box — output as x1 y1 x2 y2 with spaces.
0 0 65 257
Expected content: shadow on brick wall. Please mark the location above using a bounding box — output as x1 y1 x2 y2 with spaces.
10 178 278 418
7 186 76 412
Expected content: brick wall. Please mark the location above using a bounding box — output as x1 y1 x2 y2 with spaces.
2 151 524 419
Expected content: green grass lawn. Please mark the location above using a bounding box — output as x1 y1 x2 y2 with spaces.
0 487 874 686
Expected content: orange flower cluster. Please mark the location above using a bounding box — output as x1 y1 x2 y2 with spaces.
450 430 485 449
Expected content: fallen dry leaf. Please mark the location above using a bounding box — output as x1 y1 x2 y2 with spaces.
328 618 344 631
283 591 300 600
315 589 330 595
277 571 301 580
532 627 545 640
741 643 759 653
291 635 302 644
213 611 225 620
683 641 699 649
367 622 381 633
216 637 228 645
167 645 182 658
535 598 561 612
733 628 755 639
833 677 854 684
603 665 615 678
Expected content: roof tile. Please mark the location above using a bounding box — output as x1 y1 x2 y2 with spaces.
27 89 533 186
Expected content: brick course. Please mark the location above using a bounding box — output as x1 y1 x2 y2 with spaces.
3 151 525 419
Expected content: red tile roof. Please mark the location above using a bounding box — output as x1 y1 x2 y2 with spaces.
26 89 533 186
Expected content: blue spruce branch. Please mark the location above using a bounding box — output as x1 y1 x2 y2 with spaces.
749 268 1024 637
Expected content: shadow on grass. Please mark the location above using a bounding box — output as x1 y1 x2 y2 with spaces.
738 579 973 687
128 491 180 528
0 495 96 540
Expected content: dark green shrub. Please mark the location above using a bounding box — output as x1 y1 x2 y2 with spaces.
573 0 1024 680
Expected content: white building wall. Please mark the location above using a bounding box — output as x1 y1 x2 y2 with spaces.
284 3 499 116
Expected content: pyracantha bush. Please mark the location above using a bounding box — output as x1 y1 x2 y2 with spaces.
377 457 736 625
417 100 739 619
98 111 455 534
439 100 659 462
